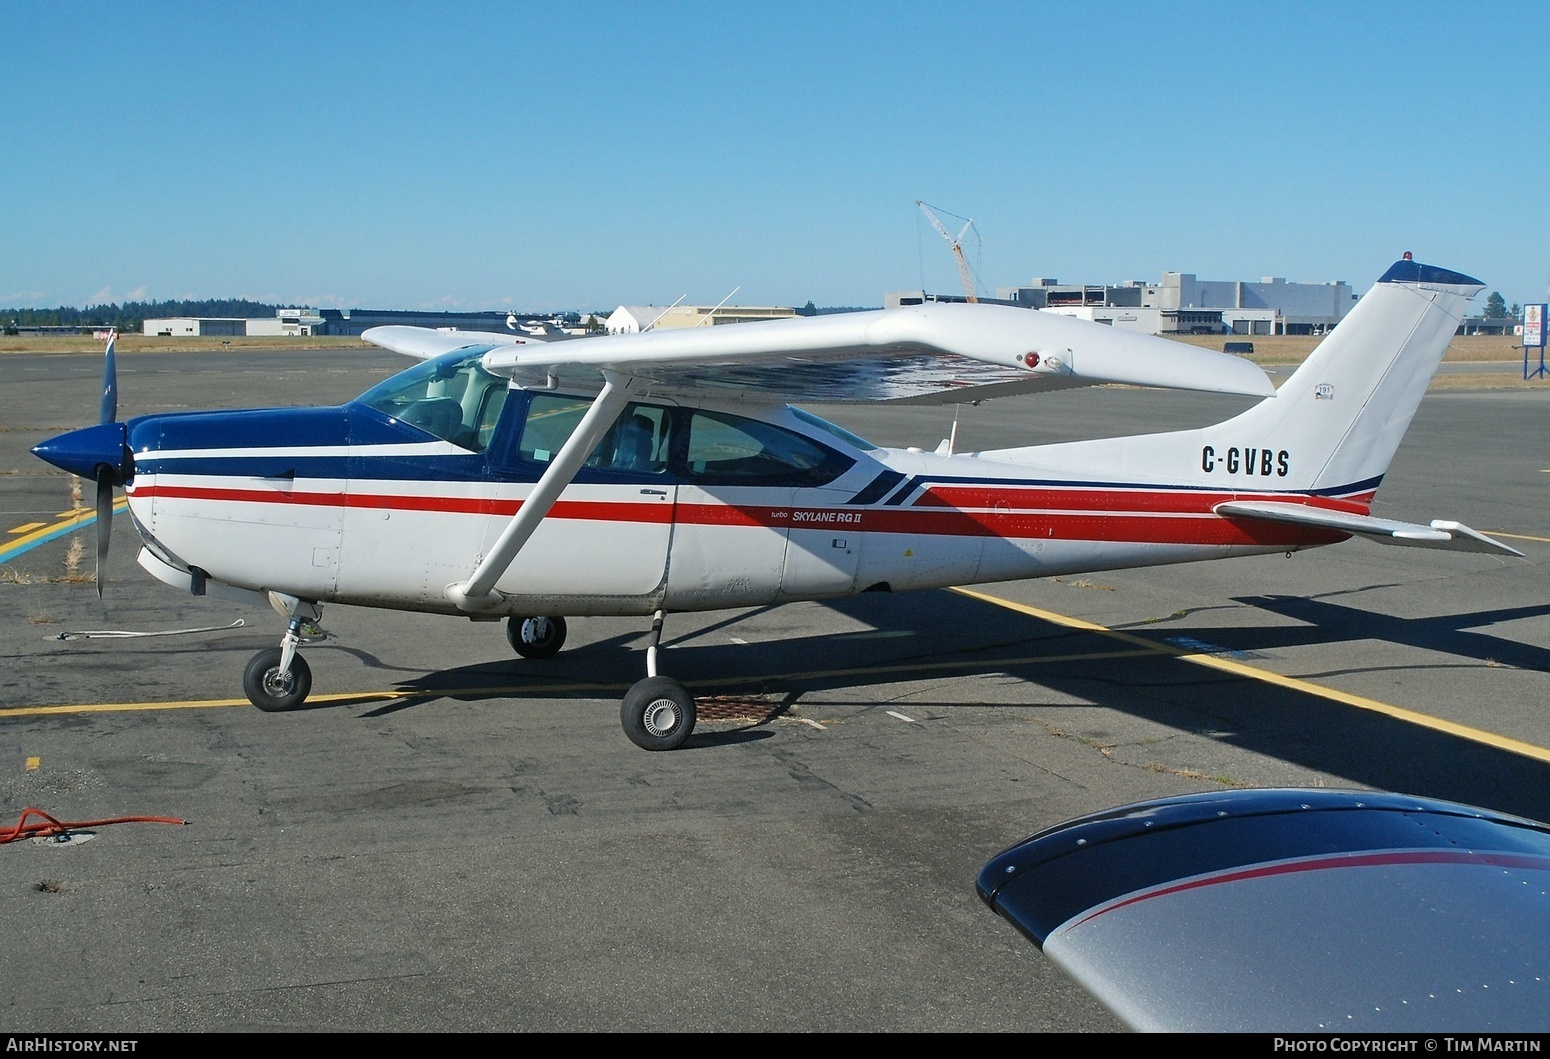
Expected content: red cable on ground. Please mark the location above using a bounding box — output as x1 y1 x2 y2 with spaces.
0 806 187 843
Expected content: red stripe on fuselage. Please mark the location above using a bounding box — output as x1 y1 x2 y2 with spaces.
135 484 675 524
132 482 1345 547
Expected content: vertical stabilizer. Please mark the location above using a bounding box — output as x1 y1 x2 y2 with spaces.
984 258 1484 500
1215 257 1483 493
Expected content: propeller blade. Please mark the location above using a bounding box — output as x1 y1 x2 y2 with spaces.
99 331 117 425
95 474 113 599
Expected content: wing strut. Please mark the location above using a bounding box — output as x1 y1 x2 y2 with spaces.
447 371 646 611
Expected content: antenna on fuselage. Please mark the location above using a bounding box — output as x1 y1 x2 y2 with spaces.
934 405 962 457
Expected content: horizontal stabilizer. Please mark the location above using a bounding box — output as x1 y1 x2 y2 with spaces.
1215 500 1523 556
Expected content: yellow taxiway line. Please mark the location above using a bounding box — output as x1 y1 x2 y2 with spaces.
951 586 1550 765
12 585 1550 767
0 648 1163 719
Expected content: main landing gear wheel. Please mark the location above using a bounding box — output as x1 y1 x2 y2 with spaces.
507 615 567 659
242 647 312 712
621 676 697 752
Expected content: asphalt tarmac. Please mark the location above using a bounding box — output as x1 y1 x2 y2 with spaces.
2 347 1548 1032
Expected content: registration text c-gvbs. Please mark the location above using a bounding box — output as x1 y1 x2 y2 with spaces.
1201 445 1290 477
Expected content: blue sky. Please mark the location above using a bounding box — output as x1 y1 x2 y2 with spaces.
5 1 1546 313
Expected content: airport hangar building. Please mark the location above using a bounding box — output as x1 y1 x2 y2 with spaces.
142 305 800 339
890 270 1361 336
142 308 571 338
142 270 1507 341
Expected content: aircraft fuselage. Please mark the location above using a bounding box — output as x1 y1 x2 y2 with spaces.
122 348 1334 619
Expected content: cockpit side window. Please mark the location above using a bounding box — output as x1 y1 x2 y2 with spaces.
516 394 669 475
517 394 589 464
355 349 509 452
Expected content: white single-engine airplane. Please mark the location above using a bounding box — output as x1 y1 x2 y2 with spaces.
32 255 1520 750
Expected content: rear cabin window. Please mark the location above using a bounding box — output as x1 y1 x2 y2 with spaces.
512 397 851 486
678 409 851 486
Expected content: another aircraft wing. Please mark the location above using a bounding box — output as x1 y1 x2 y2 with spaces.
1215 500 1524 556
362 326 558 360
379 303 1276 405
977 789 1550 1032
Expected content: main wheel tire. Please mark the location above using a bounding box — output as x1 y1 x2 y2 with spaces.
242 648 312 712
507 615 567 659
620 676 697 751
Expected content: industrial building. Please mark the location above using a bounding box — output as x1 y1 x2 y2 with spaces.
142 317 274 337
888 269 1356 335
995 271 1357 335
144 307 569 338
307 308 570 337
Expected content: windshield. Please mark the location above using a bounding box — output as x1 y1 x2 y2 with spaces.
788 406 877 451
355 349 510 452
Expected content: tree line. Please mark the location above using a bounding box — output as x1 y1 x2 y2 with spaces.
2 298 279 333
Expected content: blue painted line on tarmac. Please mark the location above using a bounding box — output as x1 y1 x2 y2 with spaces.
0 501 125 565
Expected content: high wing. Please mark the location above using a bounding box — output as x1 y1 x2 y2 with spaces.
365 303 1276 404
1216 500 1525 556
977 789 1550 1032
361 303 1273 612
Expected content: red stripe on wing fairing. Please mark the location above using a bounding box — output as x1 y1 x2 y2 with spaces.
1061 849 1550 935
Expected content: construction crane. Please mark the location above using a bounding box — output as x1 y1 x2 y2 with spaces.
916 200 980 303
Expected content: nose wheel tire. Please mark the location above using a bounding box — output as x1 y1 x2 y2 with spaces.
507 615 567 659
621 676 697 751
243 648 313 712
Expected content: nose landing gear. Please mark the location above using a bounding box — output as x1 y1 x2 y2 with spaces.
242 596 323 712
243 646 312 712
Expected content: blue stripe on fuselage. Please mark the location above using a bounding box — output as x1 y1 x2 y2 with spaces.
124 404 1388 499
128 404 482 480
128 403 669 486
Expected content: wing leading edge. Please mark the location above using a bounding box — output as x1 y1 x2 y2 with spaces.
368 304 1275 405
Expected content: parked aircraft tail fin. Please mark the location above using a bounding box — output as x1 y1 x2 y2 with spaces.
1208 256 1484 494
985 257 1485 504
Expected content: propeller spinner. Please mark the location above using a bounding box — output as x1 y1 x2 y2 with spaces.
30 331 131 598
